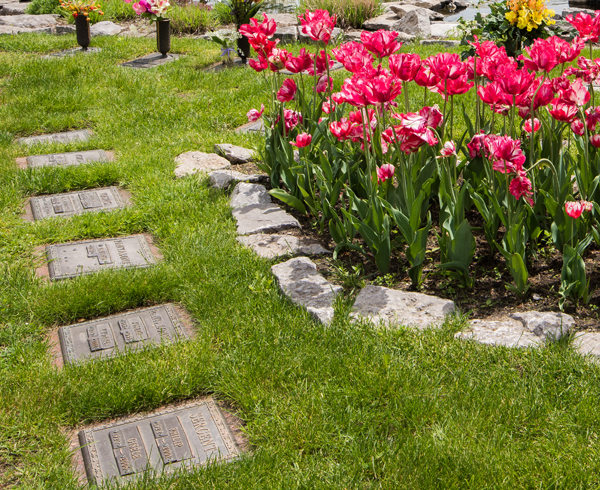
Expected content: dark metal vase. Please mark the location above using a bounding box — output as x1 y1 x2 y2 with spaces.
75 14 91 51
156 19 171 57
237 35 250 64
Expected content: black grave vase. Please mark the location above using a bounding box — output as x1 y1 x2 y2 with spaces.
237 35 250 64
156 18 171 57
75 14 91 51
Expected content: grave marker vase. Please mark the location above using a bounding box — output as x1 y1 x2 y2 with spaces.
75 14 91 51
237 35 250 64
156 18 171 57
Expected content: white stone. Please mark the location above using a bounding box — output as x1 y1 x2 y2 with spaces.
362 13 400 31
273 26 297 44
260 13 298 26
0 3 27 16
209 169 268 189
351 285 454 329
238 234 330 259
395 10 431 37
389 4 444 20
174 151 230 178
510 311 574 341
18 129 91 146
430 22 459 38
271 257 342 324
230 182 271 209
214 143 256 164
90 20 122 36
573 332 600 357
232 203 300 235
0 14 57 29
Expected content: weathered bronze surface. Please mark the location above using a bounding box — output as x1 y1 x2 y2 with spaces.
46 235 157 280
58 304 189 364
29 187 125 220
26 150 109 168
78 399 240 485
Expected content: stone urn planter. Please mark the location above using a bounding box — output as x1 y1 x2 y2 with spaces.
237 35 250 64
156 18 171 56
75 14 91 50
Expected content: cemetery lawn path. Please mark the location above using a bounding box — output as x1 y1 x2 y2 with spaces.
1 34 600 489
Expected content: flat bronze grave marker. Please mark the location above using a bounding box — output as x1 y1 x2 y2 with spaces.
55 304 193 365
76 399 241 485
25 186 129 221
18 149 113 169
121 53 180 69
39 234 159 280
17 129 91 146
45 47 101 58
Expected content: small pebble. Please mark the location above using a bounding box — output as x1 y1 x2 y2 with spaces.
532 294 542 301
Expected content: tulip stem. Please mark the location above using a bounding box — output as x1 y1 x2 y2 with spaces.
404 83 410 113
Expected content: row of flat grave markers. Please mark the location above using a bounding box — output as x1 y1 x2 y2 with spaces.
17 131 244 485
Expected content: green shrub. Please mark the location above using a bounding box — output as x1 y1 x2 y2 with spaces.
96 0 136 21
298 0 383 29
170 3 219 34
26 0 60 16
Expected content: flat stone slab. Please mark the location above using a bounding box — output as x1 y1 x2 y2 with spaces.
238 234 329 259
90 20 122 36
121 53 180 69
25 186 129 221
19 149 113 169
174 151 230 178
0 13 56 28
209 169 268 189
18 129 91 146
0 3 28 15
214 144 256 164
55 304 192 365
455 311 575 348
38 234 159 281
45 47 101 58
430 22 459 37
232 203 300 235
271 257 342 324
230 182 271 209
573 332 600 357
351 285 454 329
420 39 460 46
235 120 264 134
75 398 241 486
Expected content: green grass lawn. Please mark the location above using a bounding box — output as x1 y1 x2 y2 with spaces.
3 33 600 489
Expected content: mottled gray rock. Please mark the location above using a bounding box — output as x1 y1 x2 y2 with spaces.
230 182 271 209
0 25 48 34
405 0 466 11
235 120 265 134
396 10 431 37
351 285 454 329
430 22 459 38
271 257 342 324
420 39 460 46
298 27 342 44
0 14 57 28
214 144 256 164
209 169 268 189
55 24 76 34
456 311 574 348
573 332 600 358
0 3 27 15
90 20 122 36
200 28 235 40
362 13 400 31
18 129 91 146
389 4 444 20
261 13 298 26
238 234 330 259
273 25 297 44
174 151 230 178
232 203 300 235
122 23 156 37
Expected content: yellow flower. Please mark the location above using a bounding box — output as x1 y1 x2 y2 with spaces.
506 10 517 23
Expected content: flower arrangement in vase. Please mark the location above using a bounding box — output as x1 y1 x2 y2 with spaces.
60 0 103 50
125 0 172 56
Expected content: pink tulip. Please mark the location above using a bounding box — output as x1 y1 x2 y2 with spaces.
509 170 533 204
277 78 297 102
519 38 558 73
377 163 395 183
585 106 600 131
247 104 264 122
566 12 600 42
389 53 421 82
284 48 313 74
439 141 457 157
426 52 466 81
360 30 402 59
329 118 362 142
239 14 277 40
249 54 268 72
523 118 540 134
332 42 374 74
316 75 332 93
467 132 486 158
549 99 579 123
591 134 600 148
322 100 334 114
362 72 402 106
290 133 312 148
548 35 583 64
267 48 289 71
487 135 526 174
435 75 473 98
565 201 584 219
307 49 334 76
571 119 585 136
132 2 146 14
299 9 337 44
414 65 438 88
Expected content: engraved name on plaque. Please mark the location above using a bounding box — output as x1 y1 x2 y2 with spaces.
26 150 109 168
29 187 126 220
57 304 190 364
45 235 156 280
77 399 240 485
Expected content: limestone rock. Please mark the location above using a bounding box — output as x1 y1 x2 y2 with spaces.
209 169 268 189
573 332 600 358
273 26 297 44
351 285 454 329
174 151 230 178
395 10 431 37
420 39 460 46
389 4 444 20
235 120 264 134
214 143 256 164
0 3 27 15
362 13 400 31
230 182 271 209
18 129 91 146
261 13 298 26
199 28 234 40
0 14 57 28
430 22 459 38
55 25 76 34
238 234 330 259
90 20 122 36
405 0 467 12
232 203 300 235
455 311 574 348
271 257 342 324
